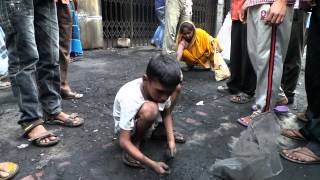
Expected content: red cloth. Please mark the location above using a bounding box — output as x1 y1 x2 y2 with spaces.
231 0 246 20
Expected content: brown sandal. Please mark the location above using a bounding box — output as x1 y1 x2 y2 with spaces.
281 129 306 141
21 119 60 147
280 147 320 164
45 113 84 127
61 91 83 100
230 93 253 104
28 131 60 147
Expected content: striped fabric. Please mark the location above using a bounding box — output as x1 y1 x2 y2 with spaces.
245 0 296 7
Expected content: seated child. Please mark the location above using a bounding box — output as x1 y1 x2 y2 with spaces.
113 54 184 175
176 21 226 73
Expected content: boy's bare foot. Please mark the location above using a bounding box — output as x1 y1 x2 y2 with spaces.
122 152 144 168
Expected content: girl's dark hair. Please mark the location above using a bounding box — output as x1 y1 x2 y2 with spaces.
179 22 195 33
146 54 182 88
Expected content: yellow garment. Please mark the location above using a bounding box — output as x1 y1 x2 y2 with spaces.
177 27 223 69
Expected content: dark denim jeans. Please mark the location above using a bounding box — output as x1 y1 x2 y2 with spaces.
0 0 62 125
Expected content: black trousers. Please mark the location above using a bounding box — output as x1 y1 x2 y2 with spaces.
227 21 256 96
281 10 308 99
300 7 320 154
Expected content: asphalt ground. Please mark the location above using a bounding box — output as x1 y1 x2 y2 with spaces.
0 47 319 180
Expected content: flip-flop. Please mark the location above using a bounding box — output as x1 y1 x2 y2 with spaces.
237 111 261 127
280 148 320 165
173 131 186 143
0 162 19 180
229 93 253 104
45 113 84 127
21 119 60 147
61 91 83 100
281 129 306 141
274 105 289 113
237 117 252 127
28 131 60 147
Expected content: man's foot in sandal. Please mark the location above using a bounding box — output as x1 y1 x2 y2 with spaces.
280 147 320 164
0 162 19 180
46 112 84 127
26 124 59 147
61 90 83 100
281 129 306 141
229 92 253 104
237 110 261 127
61 85 83 100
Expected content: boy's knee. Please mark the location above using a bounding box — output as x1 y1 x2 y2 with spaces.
138 101 159 121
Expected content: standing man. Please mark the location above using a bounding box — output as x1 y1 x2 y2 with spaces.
217 0 256 105
57 0 83 99
280 1 320 163
163 0 193 54
0 0 84 147
281 0 308 105
237 0 295 126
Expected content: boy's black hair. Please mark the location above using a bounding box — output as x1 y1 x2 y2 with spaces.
146 54 182 88
179 22 195 33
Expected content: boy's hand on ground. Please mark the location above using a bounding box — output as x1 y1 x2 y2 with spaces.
266 0 287 25
168 140 176 158
151 161 170 175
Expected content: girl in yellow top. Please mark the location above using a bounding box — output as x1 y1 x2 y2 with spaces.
176 21 223 71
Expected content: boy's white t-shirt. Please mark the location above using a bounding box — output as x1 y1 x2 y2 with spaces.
113 78 171 134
